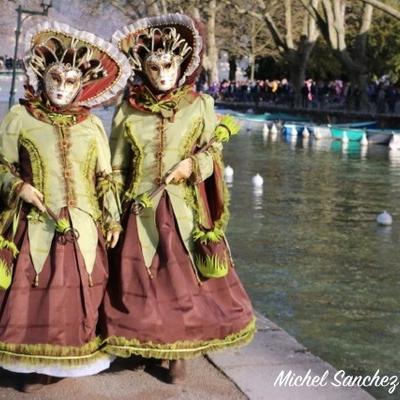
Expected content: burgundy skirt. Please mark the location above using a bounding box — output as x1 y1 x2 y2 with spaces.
101 193 255 360
0 208 111 376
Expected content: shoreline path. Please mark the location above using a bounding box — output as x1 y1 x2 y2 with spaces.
0 312 374 400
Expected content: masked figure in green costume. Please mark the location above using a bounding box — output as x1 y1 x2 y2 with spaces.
101 14 255 383
0 21 130 391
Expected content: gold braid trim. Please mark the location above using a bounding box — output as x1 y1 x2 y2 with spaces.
123 123 144 201
0 337 108 367
18 135 48 200
104 318 256 360
56 125 76 207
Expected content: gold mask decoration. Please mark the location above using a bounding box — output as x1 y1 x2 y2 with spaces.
44 63 82 107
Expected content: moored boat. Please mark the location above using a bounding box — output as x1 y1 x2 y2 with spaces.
331 127 365 141
366 129 395 145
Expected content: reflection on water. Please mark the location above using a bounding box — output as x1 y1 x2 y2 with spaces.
1 78 399 399
224 129 400 400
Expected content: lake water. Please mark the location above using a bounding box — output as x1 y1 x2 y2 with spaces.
1 78 399 399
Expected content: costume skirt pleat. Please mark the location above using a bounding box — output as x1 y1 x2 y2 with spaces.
101 192 255 360
0 208 112 377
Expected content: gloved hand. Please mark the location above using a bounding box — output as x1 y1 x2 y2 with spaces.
106 230 120 249
165 158 193 184
18 183 46 212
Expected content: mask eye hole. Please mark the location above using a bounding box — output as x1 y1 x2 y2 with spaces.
50 74 61 84
164 63 172 69
66 78 77 85
150 65 159 72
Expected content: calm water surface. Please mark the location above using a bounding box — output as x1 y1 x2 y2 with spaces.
224 130 400 400
1 79 399 399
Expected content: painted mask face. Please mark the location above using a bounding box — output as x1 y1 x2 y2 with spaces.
144 51 182 92
44 63 82 107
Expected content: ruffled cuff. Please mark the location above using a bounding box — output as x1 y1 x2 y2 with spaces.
103 220 123 233
96 171 122 232
189 152 213 184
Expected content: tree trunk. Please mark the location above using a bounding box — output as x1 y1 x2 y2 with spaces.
228 55 237 81
205 0 219 85
289 63 306 108
250 59 255 81
287 37 316 108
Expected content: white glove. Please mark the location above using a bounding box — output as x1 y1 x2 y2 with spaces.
18 183 46 212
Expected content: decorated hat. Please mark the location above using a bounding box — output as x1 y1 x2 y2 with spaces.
24 21 131 107
112 13 203 87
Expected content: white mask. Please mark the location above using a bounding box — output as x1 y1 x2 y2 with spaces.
144 51 182 92
44 63 82 107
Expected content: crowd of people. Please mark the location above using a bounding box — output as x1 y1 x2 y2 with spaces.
0 56 24 70
199 77 400 114
2 54 398 114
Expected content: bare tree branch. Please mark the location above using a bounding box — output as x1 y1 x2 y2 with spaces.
360 0 400 20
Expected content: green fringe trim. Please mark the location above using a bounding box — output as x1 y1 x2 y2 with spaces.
104 318 256 360
96 173 122 214
0 210 14 234
7 179 24 209
0 235 19 258
27 208 45 224
193 226 225 244
54 218 72 235
124 124 144 201
191 152 231 245
0 259 12 290
180 116 204 158
0 337 108 367
194 253 229 278
82 139 101 221
128 192 154 209
214 115 241 143
18 135 48 201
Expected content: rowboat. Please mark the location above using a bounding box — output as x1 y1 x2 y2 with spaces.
283 122 315 136
331 127 365 141
330 140 362 153
334 121 378 129
366 129 395 145
313 126 332 139
216 108 307 124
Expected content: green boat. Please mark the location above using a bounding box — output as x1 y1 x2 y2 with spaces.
331 127 365 141
330 140 362 153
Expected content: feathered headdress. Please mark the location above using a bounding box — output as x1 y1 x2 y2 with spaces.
112 14 203 87
24 21 131 107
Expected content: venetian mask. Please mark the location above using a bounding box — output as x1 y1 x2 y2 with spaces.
44 63 82 107
144 51 182 92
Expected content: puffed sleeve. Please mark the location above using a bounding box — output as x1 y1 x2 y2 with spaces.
190 94 222 183
109 101 132 195
91 115 122 233
0 105 24 208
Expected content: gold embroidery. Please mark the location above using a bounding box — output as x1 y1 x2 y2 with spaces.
55 124 76 207
154 117 167 185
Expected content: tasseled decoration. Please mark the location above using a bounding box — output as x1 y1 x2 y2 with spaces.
146 268 154 280
33 273 39 287
214 115 241 143
88 274 94 287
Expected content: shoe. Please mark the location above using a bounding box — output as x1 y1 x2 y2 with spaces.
168 360 186 384
20 373 56 393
